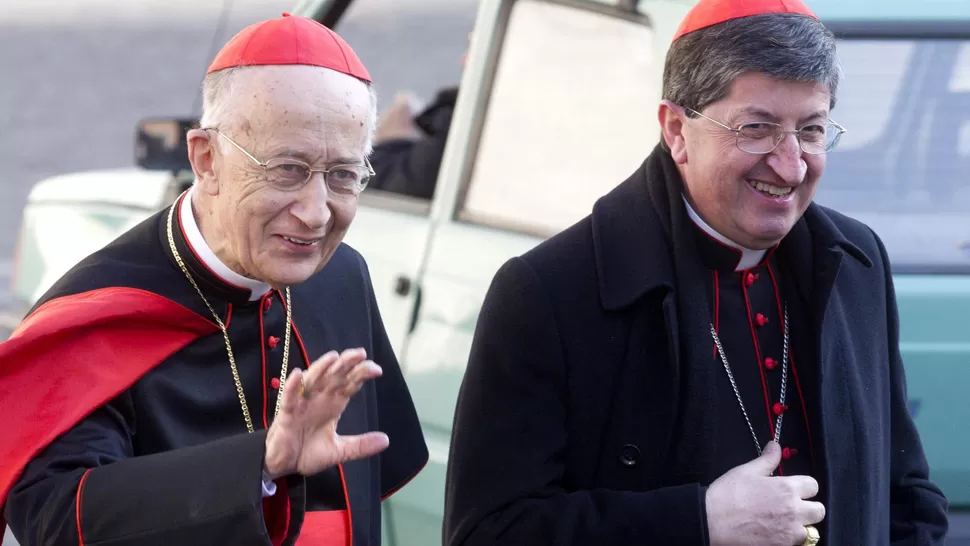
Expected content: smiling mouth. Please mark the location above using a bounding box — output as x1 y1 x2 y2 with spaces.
282 236 320 246
747 179 793 197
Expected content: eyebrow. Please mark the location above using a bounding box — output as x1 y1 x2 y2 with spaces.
732 106 829 126
331 156 364 166
274 149 363 166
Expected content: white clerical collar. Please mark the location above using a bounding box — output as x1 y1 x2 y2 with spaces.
681 194 766 271
180 185 272 301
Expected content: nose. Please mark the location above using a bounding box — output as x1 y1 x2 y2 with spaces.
765 132 807 186
289 173 331 231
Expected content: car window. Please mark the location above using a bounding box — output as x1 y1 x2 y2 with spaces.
456 0 659 237
816 38 970 270
330 0 478 208
334 0 476 107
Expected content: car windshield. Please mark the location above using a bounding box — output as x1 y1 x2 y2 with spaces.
816 36 970 271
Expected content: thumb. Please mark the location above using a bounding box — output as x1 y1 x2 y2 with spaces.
337 432 390 463
747 441 782 475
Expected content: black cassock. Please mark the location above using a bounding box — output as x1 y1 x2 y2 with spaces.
685 206 818 483
0 190 428 546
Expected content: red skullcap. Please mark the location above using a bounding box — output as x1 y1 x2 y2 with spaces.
206 13 371 83
672 0 818 42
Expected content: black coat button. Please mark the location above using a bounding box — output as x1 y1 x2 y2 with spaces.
619 444 640 467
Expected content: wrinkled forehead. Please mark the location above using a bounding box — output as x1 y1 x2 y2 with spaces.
226 65 372 151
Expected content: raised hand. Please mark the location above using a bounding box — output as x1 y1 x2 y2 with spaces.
374 91 421 143
705 442 826 546
263 348 390 480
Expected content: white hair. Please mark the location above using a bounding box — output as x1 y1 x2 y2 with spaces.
199 66 379 155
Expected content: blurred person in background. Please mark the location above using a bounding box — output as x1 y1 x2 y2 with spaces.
365 33 472 200
443 0 950 544
0 14 426 546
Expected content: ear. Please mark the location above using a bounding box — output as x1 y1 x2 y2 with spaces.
187 128 220 196
658 100 689 164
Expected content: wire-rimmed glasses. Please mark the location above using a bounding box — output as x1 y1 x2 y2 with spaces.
686 108 846 155
205 127 374 196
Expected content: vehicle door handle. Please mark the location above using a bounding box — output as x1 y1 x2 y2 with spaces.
394 275 422 334
394 275 412 296
408 284 422 334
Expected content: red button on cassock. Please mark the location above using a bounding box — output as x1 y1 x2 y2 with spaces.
745 272 760 286
772 402 789 416
782 447 798 460
270 377 281 390
764 357 778 370
268 336 280 349
263 298 272 312
756 313 768 327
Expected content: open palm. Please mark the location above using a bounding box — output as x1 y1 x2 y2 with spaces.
264 348 390 480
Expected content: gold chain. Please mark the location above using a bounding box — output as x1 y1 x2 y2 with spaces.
166 199 292 433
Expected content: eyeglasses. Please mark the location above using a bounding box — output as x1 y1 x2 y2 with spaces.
204 128 374 196
686 108 846 155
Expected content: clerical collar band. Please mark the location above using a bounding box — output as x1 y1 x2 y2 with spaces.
681 195 767 271
179 185 272 301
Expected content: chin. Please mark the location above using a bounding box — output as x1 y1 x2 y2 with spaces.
747 225 793 248
260 260 323 288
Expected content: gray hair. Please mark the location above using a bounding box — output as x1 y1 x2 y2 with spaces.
662 13 842 116
199 66 379 154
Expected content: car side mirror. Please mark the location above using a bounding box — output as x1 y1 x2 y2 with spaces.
134 118 198 172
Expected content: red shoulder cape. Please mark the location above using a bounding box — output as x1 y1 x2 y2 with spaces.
0 287 218 538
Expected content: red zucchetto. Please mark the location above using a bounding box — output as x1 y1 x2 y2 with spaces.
206 13 371 83
672 0 818 42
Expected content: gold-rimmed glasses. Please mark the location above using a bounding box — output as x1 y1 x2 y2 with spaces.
686 108 846 155
205 127 374 196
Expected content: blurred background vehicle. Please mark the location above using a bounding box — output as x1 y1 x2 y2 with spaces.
2 0 968 544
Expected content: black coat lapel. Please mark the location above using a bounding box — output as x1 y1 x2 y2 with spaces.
641 146 719 483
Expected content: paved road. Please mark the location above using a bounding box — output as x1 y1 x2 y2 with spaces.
1 1 474 543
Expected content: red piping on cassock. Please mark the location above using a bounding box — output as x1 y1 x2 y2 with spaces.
288 306 354 546
259 301 269 429
766 264 815 470
741 273 776 443
75 468 92 546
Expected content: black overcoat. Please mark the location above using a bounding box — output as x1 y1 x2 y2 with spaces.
443 146 949 545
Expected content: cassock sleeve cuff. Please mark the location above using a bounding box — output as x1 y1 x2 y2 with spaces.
698 485 710 544
72 430 305 545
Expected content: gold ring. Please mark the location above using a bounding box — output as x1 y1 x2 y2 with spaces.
300 375 310 399
802 524 820 546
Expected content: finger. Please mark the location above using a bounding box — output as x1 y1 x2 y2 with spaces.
800 500 826 524
336 431 390 463
321 349 367 394
342 361 383 397
790 524 808 546
279 367 305 414
307 350 340 380
301 350 343 396
346 360 383 386
746 441 782 476
786 475 820 499
325 348 367 380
